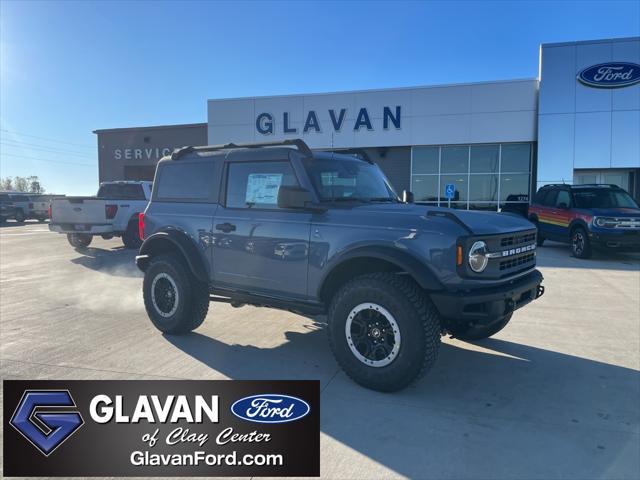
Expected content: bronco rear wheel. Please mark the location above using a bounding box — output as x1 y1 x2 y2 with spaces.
143 253 209 334
327 272 441 392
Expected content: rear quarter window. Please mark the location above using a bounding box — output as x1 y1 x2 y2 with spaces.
155 161 219 202
97 184 146 200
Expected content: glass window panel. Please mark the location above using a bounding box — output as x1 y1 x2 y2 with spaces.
574 173 597 184
500 173 530 202
446 202 468 209
470 145 499 173
500 144 531 172
469 203 499 211
440 174 467 201
411 175 439 202
469 174 499 202
441 146 469 173
412 147 439 174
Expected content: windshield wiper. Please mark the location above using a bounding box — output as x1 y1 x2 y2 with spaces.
320 197 367 203
366 197 399 203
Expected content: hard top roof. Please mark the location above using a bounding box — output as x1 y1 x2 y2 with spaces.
161 139 370 164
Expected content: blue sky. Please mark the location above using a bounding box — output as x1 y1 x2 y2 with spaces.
1 0 639 195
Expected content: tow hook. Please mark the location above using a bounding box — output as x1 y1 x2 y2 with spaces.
536 285 545 299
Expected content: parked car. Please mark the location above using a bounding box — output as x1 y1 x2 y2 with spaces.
528 184 640 258
0 193 17 223
136 139 545 392
49 181 152 249
7 193 50 222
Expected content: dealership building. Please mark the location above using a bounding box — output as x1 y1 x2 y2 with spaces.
94 36 640 210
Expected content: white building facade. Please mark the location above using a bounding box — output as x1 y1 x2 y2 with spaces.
96 37 640 209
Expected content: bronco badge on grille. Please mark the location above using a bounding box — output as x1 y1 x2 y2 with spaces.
487 243 536 259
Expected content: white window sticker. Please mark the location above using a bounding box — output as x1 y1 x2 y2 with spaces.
246 173 283 205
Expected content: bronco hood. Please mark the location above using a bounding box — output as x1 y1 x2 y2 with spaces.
426 207 535 235
349 203 535 235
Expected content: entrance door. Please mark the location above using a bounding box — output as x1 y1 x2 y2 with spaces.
574 170 631 191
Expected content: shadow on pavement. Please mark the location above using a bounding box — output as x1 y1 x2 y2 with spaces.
0 220 45 228
71 246 141 277
165 326 640 479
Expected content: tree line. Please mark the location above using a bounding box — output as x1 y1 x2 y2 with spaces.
1 176 45 194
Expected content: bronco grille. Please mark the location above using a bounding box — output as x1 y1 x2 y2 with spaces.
500 253 535 271
500 232 536 247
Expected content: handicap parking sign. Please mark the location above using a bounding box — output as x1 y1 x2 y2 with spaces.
445 183 456 199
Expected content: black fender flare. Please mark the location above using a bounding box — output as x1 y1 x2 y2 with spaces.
317 245 443 300
136 230 209 282
568 218 589 235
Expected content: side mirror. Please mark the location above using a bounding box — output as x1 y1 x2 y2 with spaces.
402 190 414 203
558 202 570 209
277 186 315 210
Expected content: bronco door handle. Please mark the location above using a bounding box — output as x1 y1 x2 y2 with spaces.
215 223 236 233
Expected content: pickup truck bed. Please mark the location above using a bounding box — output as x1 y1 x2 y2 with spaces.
49 181 152 249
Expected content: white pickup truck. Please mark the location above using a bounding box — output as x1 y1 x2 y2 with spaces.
6 193 50 222
49 181 152 249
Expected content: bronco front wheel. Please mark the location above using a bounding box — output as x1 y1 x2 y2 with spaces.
327 272 441 392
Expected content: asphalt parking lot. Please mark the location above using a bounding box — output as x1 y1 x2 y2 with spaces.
1 221 639 479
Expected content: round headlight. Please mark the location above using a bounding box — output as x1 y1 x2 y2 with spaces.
468 241 489 273
595 217 606 227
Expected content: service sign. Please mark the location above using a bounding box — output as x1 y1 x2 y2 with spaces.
3 380 320 477
577 62 640 88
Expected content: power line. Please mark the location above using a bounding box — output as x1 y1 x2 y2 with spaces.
0 152 95 167
1 138 95 156
0 129 95 149
1 141 96 160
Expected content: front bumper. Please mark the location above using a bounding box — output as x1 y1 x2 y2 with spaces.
590 230 640 251
431 269 544 321
49 223 113 234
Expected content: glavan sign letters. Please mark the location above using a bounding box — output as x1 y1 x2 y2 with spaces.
256 106 401 135
577 62 640 88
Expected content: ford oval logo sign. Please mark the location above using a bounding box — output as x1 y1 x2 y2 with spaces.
230 394 310 424
577 62 640 88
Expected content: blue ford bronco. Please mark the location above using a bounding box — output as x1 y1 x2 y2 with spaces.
136 139 544 391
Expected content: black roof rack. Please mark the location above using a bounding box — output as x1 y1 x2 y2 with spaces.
170 139 313 161
541 183 621 189
570 183 621 188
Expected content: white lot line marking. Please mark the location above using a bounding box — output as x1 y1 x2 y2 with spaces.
0 230 52 235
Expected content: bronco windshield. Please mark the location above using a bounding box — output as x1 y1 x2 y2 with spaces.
573 189 639 209
302 156 399 202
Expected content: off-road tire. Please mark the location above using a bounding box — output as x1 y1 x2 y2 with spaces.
143 253 209 334
327 272 441 392
14 210 25 223
571 226 592 259
530 217 545 246
122 219 142 249
448 313 513 341
67 233 92 248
